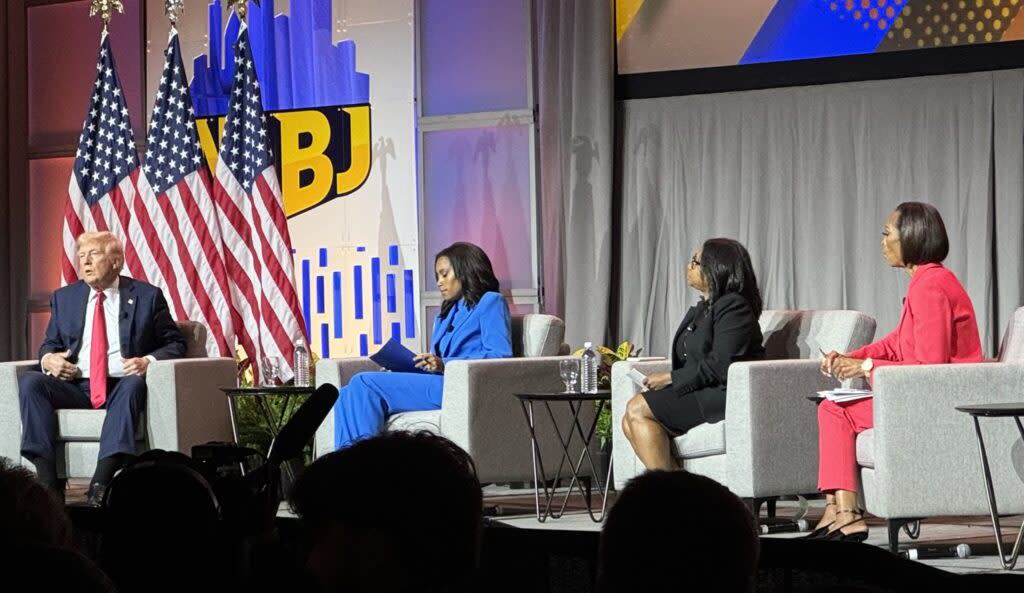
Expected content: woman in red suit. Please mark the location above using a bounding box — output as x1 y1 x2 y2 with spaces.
809 202 983 541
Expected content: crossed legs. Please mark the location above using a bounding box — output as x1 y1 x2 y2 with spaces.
622 393 677 471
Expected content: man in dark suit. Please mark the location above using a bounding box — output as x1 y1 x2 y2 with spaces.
19 231 185 504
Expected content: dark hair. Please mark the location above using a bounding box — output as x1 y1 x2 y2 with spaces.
598 470 759 593
290 431 483 590
435 242 500 319
699 238 763 318
894 202 949 265
0 457 71 548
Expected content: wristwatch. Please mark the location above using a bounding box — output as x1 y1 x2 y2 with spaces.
861 358 874 377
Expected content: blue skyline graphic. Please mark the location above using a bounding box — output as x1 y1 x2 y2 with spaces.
191 0 371 117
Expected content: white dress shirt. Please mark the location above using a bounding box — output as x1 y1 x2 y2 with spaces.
77 285 125 378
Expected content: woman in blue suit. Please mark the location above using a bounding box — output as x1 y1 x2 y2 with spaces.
334 242 513 448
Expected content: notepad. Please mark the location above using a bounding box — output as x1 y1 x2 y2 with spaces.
627 367 648 386
815 389 873 403
369 338 428 374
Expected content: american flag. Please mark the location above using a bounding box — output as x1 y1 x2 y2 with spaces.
63 33 145 285
211 24 306 381
133 30 236 357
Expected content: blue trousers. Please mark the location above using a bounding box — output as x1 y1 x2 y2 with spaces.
334 371 444 449
19 371 146 462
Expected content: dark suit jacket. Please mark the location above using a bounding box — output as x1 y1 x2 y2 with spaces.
39 276 186 364
668 292 765 423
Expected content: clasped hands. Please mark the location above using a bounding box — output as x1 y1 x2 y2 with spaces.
42 350 151 380
413 353 444 373
819 350 866 381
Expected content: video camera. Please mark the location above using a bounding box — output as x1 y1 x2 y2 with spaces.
105 383 339 539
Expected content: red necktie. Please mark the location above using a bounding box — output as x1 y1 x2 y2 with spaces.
90 291 108 408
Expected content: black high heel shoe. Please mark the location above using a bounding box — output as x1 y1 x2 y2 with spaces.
823 508 869 543
803 502 836 540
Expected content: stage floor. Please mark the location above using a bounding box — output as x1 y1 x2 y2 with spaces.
476 487 1024 577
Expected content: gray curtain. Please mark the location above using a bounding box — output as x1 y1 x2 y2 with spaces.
536 0 615 348
619 70 1024 357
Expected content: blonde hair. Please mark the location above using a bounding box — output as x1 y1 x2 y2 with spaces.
76 231 125 259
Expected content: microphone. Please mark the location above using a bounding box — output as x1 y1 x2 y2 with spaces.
447 323 454 333
759 519 809 535
900 544 971 560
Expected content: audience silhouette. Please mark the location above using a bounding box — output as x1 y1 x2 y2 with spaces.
598 469 760 593
0 457 115 593
290 431 483 593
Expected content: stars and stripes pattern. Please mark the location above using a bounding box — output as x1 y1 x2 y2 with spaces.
211 24 306 381
63 32 144 285
133 30 236 357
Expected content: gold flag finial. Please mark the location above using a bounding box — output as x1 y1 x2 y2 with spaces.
89 0 125 25
164 0 185 24
227 0 259 21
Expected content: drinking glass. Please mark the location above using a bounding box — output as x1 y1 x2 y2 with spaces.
261 356 281 387
559 359 579 393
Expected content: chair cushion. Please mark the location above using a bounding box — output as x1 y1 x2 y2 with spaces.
856 429 874 469
759 310 876 359
386 410 441 434
175 320 208 358
671 421 726 459
56 409 145 441
511 314 566 358
997 307 1024 362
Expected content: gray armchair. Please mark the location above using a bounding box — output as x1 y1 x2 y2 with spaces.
859 306 1024 551
611 309 877 511
314 314 589 485
0 321 236 479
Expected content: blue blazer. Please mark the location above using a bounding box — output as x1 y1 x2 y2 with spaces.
431 291 512 361
39 276 187 363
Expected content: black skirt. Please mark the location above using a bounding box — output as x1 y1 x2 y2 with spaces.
641 385 724 435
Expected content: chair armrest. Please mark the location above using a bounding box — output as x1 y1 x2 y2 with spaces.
441 356 585 484
146 358 237 454
724 359 837 498
610 359 671 489
313 357 383 457
0 361 40 465
868 362 1024 517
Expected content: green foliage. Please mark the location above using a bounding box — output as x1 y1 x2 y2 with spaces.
233 346 320 465
235 393 314 465
573 341 639 448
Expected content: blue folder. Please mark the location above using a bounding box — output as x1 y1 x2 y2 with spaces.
369 338 428 374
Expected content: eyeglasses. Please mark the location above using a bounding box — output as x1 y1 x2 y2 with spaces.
689 255 701 268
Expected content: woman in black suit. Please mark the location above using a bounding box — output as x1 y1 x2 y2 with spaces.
623 238 766 470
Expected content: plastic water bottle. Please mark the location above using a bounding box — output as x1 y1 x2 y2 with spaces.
293 339 310 387
581 342 599 394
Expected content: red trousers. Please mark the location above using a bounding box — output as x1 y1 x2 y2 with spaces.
817 398 874 492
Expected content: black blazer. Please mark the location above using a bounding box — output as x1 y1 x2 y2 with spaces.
668 292 765 423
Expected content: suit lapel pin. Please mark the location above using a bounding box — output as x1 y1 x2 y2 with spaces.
128 298 134 305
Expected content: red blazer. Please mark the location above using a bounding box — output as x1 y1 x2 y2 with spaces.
849 263 983 378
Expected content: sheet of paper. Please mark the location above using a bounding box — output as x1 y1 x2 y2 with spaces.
815 389 873 403
627 367 647 386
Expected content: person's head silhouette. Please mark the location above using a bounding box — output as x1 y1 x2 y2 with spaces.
0 456 70 548
290 431 483 593
598 470 759 593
